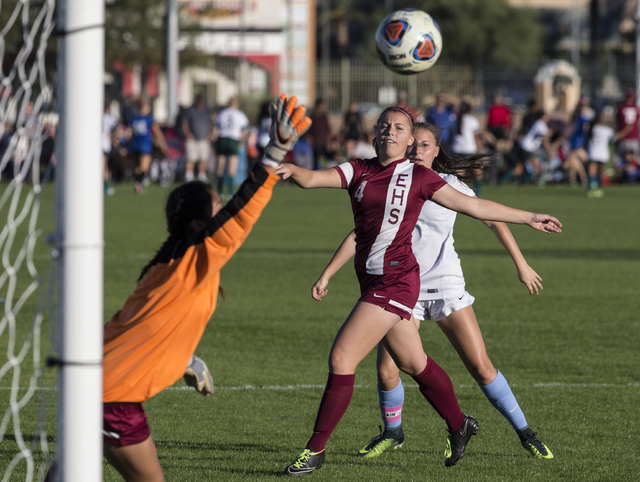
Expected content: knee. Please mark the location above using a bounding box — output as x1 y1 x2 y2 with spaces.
471 359 497 386
328 348 355 374
377 365 400 390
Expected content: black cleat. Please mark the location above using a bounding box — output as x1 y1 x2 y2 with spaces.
283 448 325 476
522 433 554 459
444 415 479 467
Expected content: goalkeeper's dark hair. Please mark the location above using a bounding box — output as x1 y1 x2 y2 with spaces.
138 181 214 281
414 122 491 184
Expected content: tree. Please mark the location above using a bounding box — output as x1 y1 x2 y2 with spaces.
105 0 166 69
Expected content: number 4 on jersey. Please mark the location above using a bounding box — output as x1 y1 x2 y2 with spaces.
355 181 368 202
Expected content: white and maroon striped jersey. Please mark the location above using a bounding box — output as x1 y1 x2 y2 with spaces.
334 157 446 275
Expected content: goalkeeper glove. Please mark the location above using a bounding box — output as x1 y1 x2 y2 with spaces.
264 94 312 163
184 355 214 396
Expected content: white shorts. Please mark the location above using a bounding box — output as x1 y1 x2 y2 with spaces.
186 139 211 163
412 291 475 322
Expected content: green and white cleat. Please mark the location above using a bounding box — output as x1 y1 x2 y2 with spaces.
357 426 404 458
522 433 554 460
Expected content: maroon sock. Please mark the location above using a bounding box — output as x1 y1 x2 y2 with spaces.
411 357 464 432
307 373 355 453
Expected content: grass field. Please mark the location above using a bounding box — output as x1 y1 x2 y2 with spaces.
2 179 640 481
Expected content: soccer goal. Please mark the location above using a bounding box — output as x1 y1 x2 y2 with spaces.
0 1 104 481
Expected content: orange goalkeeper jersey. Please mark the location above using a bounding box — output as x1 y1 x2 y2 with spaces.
103 163 278 403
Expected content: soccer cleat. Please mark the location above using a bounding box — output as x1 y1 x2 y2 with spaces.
283 448 325 476
184 355 214 396
444 415 478 467
357 426 404 458
522 433 554 460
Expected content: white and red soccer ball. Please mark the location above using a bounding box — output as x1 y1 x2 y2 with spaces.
375 8 443 75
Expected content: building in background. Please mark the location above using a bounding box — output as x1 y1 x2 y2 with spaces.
176 0 316 114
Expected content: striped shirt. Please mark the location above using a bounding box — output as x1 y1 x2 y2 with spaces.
334 157 446 276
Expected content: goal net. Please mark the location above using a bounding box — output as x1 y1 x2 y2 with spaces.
0 0 59 480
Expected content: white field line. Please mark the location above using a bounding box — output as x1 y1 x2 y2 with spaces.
1 382 638 392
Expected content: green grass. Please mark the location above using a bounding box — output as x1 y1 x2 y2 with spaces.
2 180 640 481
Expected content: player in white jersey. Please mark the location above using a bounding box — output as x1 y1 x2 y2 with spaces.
313 123 554 463
278 106 562 476
586 110 618 198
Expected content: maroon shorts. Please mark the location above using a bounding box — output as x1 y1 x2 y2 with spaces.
357 266 420 320
103 402 151 447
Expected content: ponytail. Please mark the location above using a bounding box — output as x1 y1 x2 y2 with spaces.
415 122 491 184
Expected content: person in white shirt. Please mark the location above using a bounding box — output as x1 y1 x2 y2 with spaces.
452 102 484 195
102 102 119 195
452 102 482 157
514 112 552 185
313 122 554 462
586 111 618 197
215 97 249 197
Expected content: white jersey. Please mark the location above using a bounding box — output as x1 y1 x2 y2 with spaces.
519 119 548 153
216 107 249 140
413 173 475 300
102 112 118 153
587 124 615 163
452 114 480 154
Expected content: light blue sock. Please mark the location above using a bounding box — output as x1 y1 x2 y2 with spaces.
479 370 528 431
378 379 404 430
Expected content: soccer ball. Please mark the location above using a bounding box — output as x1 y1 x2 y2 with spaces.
375 8 442 75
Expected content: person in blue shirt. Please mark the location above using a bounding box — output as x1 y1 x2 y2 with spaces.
129 98 167 193
426 93 457 154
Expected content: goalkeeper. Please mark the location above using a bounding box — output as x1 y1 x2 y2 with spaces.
101 95 310 482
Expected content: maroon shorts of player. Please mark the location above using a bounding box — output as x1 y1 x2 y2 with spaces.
356 265 420 320
103 402 150 447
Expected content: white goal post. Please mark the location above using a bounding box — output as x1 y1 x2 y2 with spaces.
53 0 104 480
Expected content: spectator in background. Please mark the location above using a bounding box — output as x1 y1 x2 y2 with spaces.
452 102 484 195
513 111 552 186
215 97 249 197
293 133 315 170
484 93 512 186
350 130 377 160
129 98 167 194
426 93 456 154
309 99 331 169
586 110 618 197
256 101 272 160
486 93 512 150
102 102 118 195
616 89 640 164
183 94 213 182
342 100 363 159
564 96 593 186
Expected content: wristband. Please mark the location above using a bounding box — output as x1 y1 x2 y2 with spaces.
261 157 280 168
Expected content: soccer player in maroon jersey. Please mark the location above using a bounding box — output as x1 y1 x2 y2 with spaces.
278 106 562 476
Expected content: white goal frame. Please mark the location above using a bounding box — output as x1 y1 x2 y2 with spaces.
53 0 104 480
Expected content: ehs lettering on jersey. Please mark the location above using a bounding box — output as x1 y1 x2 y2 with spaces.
388 173 408 224
366 165 414 274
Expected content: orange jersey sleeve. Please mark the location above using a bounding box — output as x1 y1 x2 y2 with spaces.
103 163 279 403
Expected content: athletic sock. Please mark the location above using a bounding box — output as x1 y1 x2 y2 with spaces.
378 379 404 432
411 357 464 433
516 425 535 443
307 373 355 453
479 370 528 431
588 176 598 191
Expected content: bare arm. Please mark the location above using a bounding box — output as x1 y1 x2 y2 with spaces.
275 163 342 188
482 221 543 294
431 184 562 233
312 230 356 301
152 122 168 153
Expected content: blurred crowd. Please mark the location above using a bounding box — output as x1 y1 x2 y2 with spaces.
2 90 638 200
